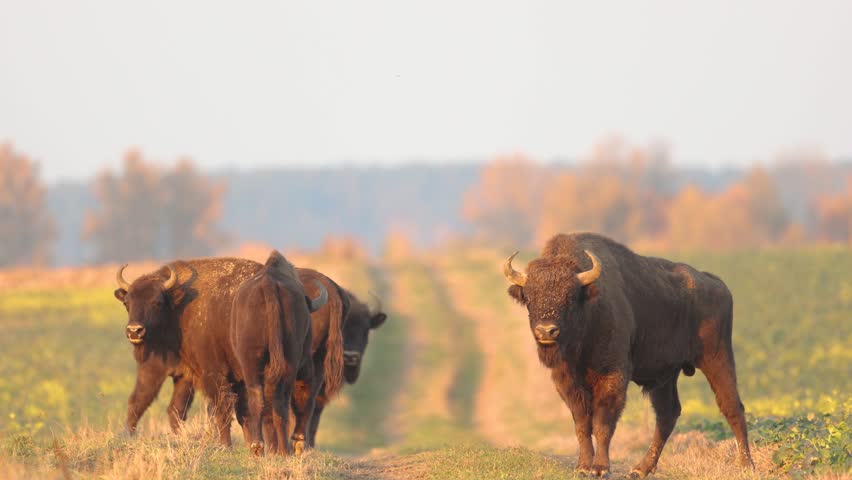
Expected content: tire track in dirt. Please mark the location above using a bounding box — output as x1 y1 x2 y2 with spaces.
382 259 483 447
437 250 575 451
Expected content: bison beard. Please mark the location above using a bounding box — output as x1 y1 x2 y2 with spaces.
504 233 754 478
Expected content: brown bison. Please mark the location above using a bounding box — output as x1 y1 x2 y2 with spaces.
503 233 753 477
117 261 351 452
231 251 323 455
306 290 387 447
114 257 327 448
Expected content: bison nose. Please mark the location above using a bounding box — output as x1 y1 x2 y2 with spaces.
343 351 361 365
535 324 560 341
126 325 146 342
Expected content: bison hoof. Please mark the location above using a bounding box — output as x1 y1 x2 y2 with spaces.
293 440 305 456
291 434 306 456
627 465 655 478
249 442 264 456
590 465 610 478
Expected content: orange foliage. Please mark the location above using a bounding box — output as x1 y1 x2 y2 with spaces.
0 144 55 267
462 153 547 246
664 167 789 250
814 176 852 244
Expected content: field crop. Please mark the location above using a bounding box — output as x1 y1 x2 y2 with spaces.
0 248 849 478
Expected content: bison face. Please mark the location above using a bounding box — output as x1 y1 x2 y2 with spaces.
114 264 178 345
342 298 387 384
504 251 602 348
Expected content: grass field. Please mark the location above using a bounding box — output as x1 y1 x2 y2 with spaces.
0 248 850 478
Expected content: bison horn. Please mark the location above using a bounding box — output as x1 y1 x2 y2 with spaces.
116 264 131 291
162 264 178 290
503 251 528 287
308 280 328 312
368 291 383 313
576 250 602 286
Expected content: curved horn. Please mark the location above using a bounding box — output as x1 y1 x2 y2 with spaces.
576 250 602 286
162 264 178 290
309 280 328 312
116 264 131 291
503 251 528 286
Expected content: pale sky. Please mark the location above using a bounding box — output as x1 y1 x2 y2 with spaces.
1 1 851 182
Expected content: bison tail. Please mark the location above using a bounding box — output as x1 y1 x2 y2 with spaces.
322 281 347 398
265 283 289 386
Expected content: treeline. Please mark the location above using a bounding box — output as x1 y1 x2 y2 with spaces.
2 145 226 267
464 139 852 250
1 139 851 268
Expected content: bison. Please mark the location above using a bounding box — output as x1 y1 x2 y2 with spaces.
231 251 323 455
306 290 387 447
503 233 753 477
114 256 327 448
117 261 351 453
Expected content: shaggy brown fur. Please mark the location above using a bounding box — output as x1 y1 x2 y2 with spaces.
230 250 315 456
114 257 261 441
119 260 349 451
506 232 753 477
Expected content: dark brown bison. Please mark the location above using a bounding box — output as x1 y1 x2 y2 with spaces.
503 233 753 477
231 251 324 456
306 290 387 447
114 257 327 448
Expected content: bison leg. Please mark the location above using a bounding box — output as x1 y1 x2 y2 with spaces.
126 363 167 434
700 347 754 469
589 373 628 477
202 379 235 447
553 368 594 473
243 381 265 456
630 376 681 478
267 379 292 455
290 356 318 456
167 375 194 434
307 392 328 448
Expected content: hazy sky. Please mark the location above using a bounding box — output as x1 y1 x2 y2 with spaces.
1 1 851 182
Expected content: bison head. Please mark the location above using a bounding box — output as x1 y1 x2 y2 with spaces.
341 292 387 384
114 264 179 345
503 250 601 351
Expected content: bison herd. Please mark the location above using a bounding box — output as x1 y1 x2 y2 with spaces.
114 232 753 478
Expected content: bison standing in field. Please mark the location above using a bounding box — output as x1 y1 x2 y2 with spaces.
306 290 387 447
503 233 754 477
114 256 327 449
231 251 324 455
117 259 355 453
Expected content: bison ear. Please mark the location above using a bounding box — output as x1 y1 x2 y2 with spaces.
582 283 600 302
507 285 526 304
370 313 387 329
170 287 186 307
114 288 127 303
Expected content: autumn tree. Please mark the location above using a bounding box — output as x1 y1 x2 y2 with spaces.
461 154 547 247
664 166 789 249
536 138 668 245
814 176 852 244
84 150 227 263
0 144 56 267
